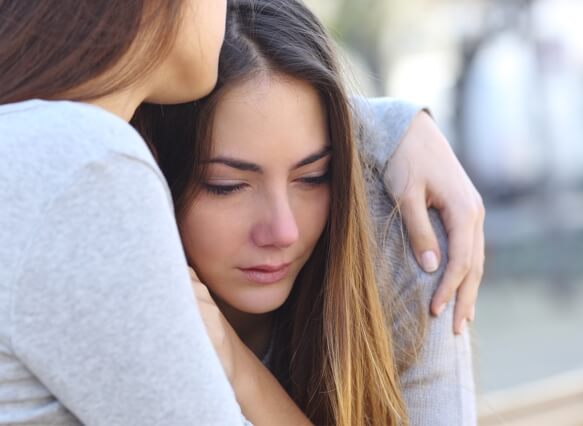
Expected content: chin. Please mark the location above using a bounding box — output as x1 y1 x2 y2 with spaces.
185 64 220 100
236 298 286 315
196 70 219 98
147 71 219 105
233 287 292 315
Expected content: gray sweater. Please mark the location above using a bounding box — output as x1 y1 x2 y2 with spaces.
354 98 476 426
0 98 475 425
0 100 246 425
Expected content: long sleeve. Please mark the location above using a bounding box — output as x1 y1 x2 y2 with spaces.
352 96 426 174
398 264 477 426
356 97 477 425
11 154 248 425
1 99 249 425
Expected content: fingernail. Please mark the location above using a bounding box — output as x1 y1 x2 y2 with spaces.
421 251 439 273
434 303 446 316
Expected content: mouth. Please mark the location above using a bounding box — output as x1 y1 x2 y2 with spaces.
238 263 291 285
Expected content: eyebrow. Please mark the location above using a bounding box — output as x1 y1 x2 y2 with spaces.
207 145 331 173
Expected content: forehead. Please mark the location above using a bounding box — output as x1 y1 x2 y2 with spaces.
211 74 329 160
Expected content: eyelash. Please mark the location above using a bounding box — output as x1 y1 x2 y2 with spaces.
203 183 246 196
203 171 330 196
299 171 330 186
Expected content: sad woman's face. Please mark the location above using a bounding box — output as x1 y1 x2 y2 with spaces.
181 74 331 316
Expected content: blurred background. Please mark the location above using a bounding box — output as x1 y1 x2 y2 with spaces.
305 0 583 424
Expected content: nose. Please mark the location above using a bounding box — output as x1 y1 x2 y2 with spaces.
251 194 299 248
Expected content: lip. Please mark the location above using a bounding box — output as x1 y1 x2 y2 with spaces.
238 263 291 285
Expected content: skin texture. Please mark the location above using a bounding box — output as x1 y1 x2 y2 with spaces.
182 75 331 356
91 0 227 120
146 0 227 104
386 112 485 334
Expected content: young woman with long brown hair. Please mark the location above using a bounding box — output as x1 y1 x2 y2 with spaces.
135 0 477 424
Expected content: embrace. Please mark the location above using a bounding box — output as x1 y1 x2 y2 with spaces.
0 1 484 425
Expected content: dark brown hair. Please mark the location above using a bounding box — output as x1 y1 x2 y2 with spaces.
134 0 408 424
0 0 185 104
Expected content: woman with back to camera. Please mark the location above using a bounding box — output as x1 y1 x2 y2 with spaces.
0 1 292 424
136 0 478 424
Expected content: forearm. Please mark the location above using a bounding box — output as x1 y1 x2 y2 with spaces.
233 343 312 426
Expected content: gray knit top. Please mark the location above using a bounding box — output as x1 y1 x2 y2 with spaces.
355 98 476 425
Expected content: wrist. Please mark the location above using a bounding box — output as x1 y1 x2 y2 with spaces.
230 337 262 407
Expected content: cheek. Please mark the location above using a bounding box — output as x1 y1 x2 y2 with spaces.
198 0 226 56
181 202 243 275
173 0 226 97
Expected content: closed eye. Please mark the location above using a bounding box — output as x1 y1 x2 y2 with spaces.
203 183 247 196
297 170 330 186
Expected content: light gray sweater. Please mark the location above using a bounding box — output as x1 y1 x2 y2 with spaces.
354 98 476 426
0 100 246 425
0 98 475 425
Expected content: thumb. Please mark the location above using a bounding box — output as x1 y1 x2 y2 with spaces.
399 192 441 273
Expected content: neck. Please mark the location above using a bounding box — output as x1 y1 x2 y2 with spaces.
216 299 275 359
87 87 147 122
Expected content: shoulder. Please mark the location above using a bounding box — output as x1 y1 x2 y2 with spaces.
366 176 448 367
351 97 427 171
0 101 173 363
351 97 426 144
0 99 156 169
0 99 165 210
366 186 477 423
366 174 447 302
351 97 424 126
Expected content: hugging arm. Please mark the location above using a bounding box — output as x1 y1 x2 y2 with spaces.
11 155 249 425
352 97 485 333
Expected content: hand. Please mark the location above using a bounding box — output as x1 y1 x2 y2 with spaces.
385 112 485 334
188 268 312 425
188 267 240 382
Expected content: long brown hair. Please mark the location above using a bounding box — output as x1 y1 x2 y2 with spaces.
134 0 408 424
0 0 185 104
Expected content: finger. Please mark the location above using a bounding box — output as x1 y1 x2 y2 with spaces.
453 219 485 334
193 281 213 303
430 212 475 316
188 266 200 282
399 191 441 273
452 278 478 335
473 196 486 294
